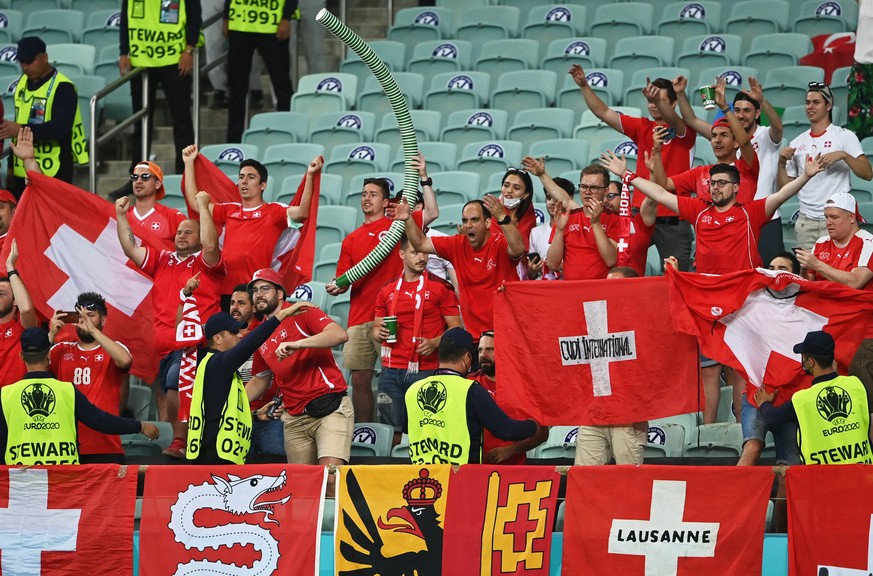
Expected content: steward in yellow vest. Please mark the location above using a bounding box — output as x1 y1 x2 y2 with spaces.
1 328 157 465
759 330 872 465
187 304 312 464
405 328 540 465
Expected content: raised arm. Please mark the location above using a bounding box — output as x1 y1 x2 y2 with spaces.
114 197 147 267
75 307 132 371
714 77 755 166
395 200 436 254
483 194 525 258
413 153 439 225
521 156 580 210
545 201 569 272
672 75 711 138
287 155 324 223
776 146 797 189
744 77 783 144
644 77 687 136
585 196 617 268
195 191 221 267
765 155 826 218
569 64 623 133
600 151 679 214
275 317 348 358
10 127 41 179
5 241 36 329
181 144 211 215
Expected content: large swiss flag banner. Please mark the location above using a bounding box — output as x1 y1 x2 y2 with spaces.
0 465 137 575
787 465 873 576
494 278 701 426
139 464 326 576
667 267 873 405
563 465 773 575
1 173 159 381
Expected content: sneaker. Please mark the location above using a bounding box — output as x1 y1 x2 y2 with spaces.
163 438 186 459
250 90 264 109
210 90 228 110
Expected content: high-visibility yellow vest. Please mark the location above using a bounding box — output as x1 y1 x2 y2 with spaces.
227 0 286 34
187 352 252 464
406 373 474 465
12 71 88 177
2 377 79 465
126 0 188 68
794 374 872 465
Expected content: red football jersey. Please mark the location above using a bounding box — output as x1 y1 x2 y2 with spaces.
670 155 760 205
127 203 186 247
558 209 621 280
0 317 25 386
812 229 873 290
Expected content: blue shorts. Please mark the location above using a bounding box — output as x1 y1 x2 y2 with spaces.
740 394 800 465
377 367 436 432
156 349 183 392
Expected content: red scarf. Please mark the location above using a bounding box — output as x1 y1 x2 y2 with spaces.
381 273 429 375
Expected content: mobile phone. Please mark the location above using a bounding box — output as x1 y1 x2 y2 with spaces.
663 127 677 141
527 252 542 263
58 311 79 323
266 393 283 418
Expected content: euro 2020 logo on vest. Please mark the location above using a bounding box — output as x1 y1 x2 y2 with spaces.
21 383 56 420
816 385 852 424
417 381 447 414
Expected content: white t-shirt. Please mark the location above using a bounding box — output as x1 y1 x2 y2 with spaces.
856 0 873 63
786 124 864 219
425 228 454 280
749 123 783 220
529 222 560 280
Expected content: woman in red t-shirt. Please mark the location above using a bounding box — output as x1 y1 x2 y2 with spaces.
490 168 537 245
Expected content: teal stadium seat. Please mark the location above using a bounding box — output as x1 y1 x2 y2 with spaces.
287 281 329 311
345 172 404 209
0 43 17 75
456 140 524 182
424 71 491 119
780 106 812 145
93 46 131 121
308 111 377 149
794 0 858 37
645 422 686 458
82 9 122 56
486 170 544 200
200 143 259 179
744 33 813 76
339 40 405 89
325 288 351 328
595 137 640 172
529 426 577 460
507 107 575 153
831 66 852 126
440 108 509 153
242 111 310 149
557 68 623 113
161 175 186 212
573 107 641 154
389 141 457 173
275 172 343 205
125 383 153 421
262 143 326 189
48 43 96 76
24 9 84 44
716 385 737 424
693 135 718 167
694 66 758 103
588 2 654 54
656 2 723 58
454 6 520 60
291 73 357 116
391 433 409 459
430 171 481 208
407 40 473 77
764 66 826 110
522 4 588 51
10 0 60 18
490 70 558 123
324 142 392 183
375 109 442 151
313 245 343 283
676 34 742 92
0 9 23 43
67 74 105 139
388 7 453 56
541 37 608 78
428 201 466 235
356 72 424 119
723 0 790 52
350 423 395 458
315 206 358 253
528 139 590 176
608 36 674 93
649 412 699 446
436 0 491 19
622 67 692 112
71 0 121 10
684 422 743 458
474 38 540 83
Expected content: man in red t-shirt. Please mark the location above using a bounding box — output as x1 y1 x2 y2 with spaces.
569 64 696 270
182 144 322 294
126 160 186 249
372 235 461 441
48 292 132 463
0 189 16 257
396 196 525 340
0 240 37 386
246 268 351 494
326 161 438 422
115 191 226 457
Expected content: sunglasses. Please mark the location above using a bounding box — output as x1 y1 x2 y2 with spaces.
130 173 154 181
76 301 106 313
506 167 528 175
808 82 833 99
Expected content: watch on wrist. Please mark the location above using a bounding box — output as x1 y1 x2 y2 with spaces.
420 177 433 187
185 46 194 55
497 215 511 225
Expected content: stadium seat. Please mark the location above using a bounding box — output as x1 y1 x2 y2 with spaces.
744 33 813 75
356 72 424 119
622 67 692 112
350 422 395 458
794 0 858 37
694 66 759 103
48 43 96 76
693 135 718 167
325 288 351 329
242 111 309 149
0 9 23 43
572 107 641 153
291 73 357 116
71 0 121 10
10 0 60 18
507 107 575 153
279 172 343 206
308 111 376 149
831 65 852 127
347 172 406 205
389 141 457 174
473 38 540 82
316 206 359 253
199 143 258 179
125 383 153 421
82 9 121 56
428 201 466 235
780 106 812 145
423 71 491 119
529 425 578 460
313 249 342 283
650 412 699 446
439 108 509 153
0 74 15 117
24 9 84 44
388 7 453 56
608 36 674 91
407 40 473 77
485 170 544 200
262 143 326 187
121 421 173 455
780 194 801 224
656 1 723 57
588 2 654 54
684 422 743 458
376 109 442 153
522 4 588 50
339 40 405 89
541 37 608 78
454 6 521 60
490 70 558 123
323 142 392 183
675 34 742 90
287 281 330 311
429 172 482 210
161 175 185 207
456 140 524 182
68 73 105 139
391 433 409 459
528 138 591 176
435 0 491 19
557 68 623 112
644 422 686 458
595 137 640 172
723 0 790 51
764 66 826 110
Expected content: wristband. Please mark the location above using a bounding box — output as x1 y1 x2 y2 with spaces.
496 214 511 226
720 107 731 114
420 177 432 187
6 269 17 277
622 170 638 186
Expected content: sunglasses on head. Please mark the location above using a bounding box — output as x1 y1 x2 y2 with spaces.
76 301 106 313
130 173 154 181
506 167 528 175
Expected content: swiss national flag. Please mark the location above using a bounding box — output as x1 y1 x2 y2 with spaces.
666 267 873 406
182 155 321 290
0 173 159 381
787 465 873 576
139 464 327 576
563 465 773 575
494 278 701 426
0 465 137 575
799 33 855 83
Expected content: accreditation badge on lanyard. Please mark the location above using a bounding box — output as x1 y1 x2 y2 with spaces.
29 97 47 124
160 0 180 24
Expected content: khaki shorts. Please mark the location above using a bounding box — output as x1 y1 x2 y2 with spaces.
342 322 378 371
282 395 354 464
794 213 828 251
574 422 647 466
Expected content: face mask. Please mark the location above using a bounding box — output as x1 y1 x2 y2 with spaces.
503 197 522 209
801 358 812 376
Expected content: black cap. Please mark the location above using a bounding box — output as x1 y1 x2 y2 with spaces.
441 327 475 354
20 327 51 354
16 37 46 64
205 312 246 340
793 330 835 356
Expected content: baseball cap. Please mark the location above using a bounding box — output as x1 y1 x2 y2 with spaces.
205 312 247 340
16 37 46 64
793 330 835 356
20 327 51 354
441 327 475 355
825 191 866 224
712 117 731 129
247 268 285 295
0 189 17 205
134 161 165 200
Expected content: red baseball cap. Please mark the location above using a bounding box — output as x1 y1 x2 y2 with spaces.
247 268 285 294
0 189 17 205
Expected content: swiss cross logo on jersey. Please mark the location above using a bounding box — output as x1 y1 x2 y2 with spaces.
725 216 735 223
701 215 713 224
280 329 287 340
151 222 161 230
3 328 11 338
378 230 389 241
95 354 104 362
64 352 74 361
486 258 496 271
824 141 833 148
569 224 581 232
253 211 261 218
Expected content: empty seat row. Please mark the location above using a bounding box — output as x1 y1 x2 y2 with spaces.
0 8 119 46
